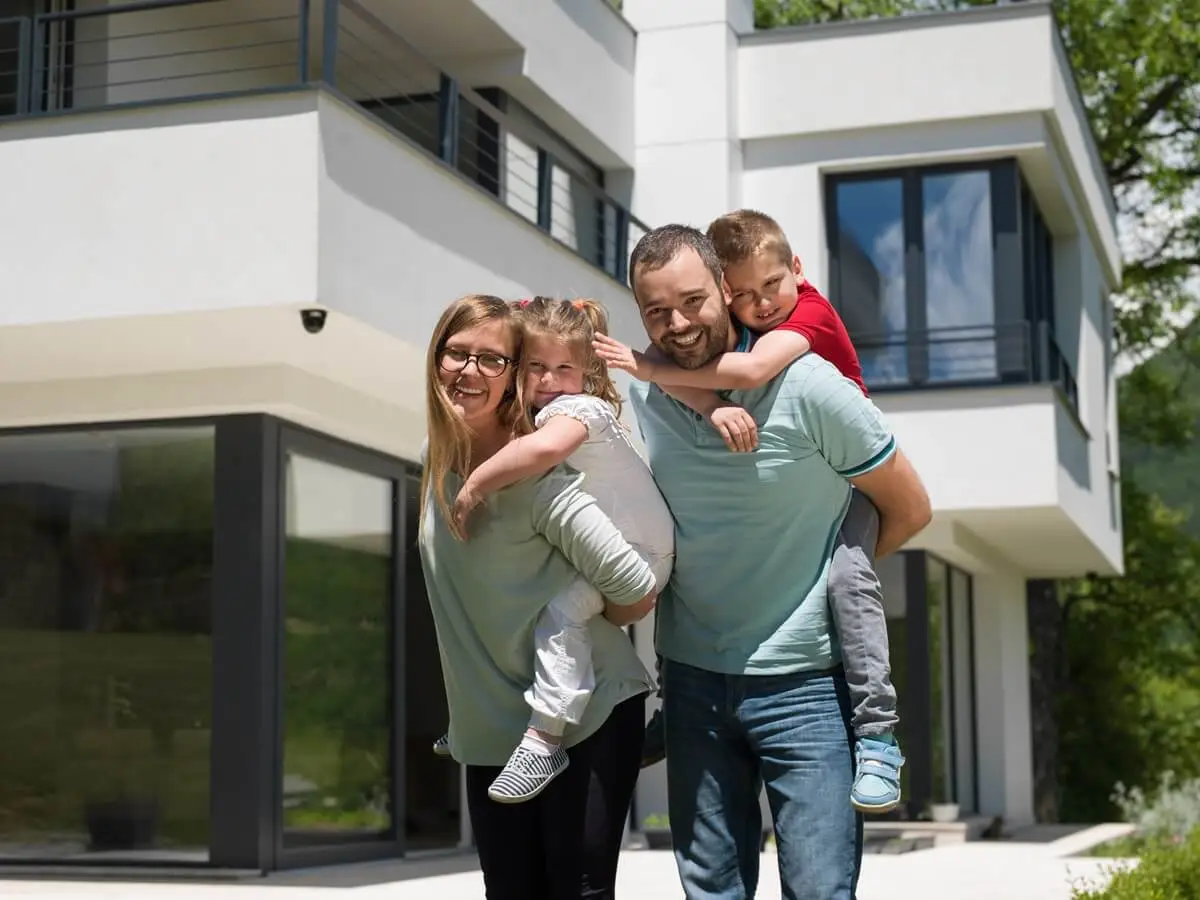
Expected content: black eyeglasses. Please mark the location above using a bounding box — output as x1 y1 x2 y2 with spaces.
439 348 513 378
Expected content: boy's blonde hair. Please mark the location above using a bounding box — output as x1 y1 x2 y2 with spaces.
707 209 794 270
517 296 623 420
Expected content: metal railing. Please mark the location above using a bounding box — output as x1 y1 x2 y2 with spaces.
0 0 647 284
851 321 1080 411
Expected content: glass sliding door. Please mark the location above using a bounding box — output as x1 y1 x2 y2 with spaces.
402 472 463 850
876 554 910 808
279 448 394 850
0 425 214 862
925 557 953 807
949 569 977 813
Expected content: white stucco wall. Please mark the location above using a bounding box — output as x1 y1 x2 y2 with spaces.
622 0 751 229
0 92 320 325
0 89 643 463
972 565 1035 826
1050 235 1123 570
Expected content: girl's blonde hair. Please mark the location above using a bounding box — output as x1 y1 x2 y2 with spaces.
517 296 623 420
422 294 529 525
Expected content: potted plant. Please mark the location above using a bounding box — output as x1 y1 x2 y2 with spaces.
83 672 161 852
929 800 961 823
642 813 671 849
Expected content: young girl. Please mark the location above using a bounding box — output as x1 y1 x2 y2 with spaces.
432 296 675 804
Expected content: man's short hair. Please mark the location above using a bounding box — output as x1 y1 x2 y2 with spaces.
707 209 794 269
629 224 725 300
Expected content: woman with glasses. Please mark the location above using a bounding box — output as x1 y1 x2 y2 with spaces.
418 294 656 899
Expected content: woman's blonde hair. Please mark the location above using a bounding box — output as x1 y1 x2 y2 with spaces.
517 296 623 420
422 294 528 525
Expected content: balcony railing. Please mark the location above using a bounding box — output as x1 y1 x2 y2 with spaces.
0 0 648 284
853 321 1079 412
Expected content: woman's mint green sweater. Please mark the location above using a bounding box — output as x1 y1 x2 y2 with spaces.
418 465 656 766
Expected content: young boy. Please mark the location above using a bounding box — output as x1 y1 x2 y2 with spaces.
594 209 906 814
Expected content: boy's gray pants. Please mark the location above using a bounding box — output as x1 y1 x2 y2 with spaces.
830 489 899 737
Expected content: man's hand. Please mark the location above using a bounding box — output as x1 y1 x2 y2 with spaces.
593 334 658 382
451 482 485 541
707 404 758 453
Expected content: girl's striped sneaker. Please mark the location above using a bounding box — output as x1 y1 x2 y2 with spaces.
486 745 569 804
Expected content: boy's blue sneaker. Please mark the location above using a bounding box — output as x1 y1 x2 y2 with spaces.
851 736 905 814
641 709 666 768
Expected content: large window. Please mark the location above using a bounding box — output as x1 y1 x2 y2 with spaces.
832 177 909 384
876 551 977 818
0 425 214 862
828 160 1072 404
403 472 461 851
281 452 393 848
922 170 996 382
0 416 450 872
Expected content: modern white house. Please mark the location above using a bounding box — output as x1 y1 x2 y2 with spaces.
0 0 1121 872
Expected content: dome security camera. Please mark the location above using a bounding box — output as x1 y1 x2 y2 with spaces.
300 308 327 334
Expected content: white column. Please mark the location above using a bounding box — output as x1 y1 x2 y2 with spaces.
971 567 1035 827
623 0 752 230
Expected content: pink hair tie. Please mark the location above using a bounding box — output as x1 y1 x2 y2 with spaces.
518 298 532 308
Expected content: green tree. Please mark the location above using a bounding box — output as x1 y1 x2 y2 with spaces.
753 0 921 28
753 0 1200 822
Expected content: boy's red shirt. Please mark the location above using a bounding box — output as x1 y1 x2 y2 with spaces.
774 281 868 396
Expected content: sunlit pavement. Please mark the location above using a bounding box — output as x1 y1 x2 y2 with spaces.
0 825 1137 900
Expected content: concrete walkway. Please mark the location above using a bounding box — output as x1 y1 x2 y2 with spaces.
0 825 1137 900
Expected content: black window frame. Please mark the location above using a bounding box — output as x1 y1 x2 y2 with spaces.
826 158 1072 407
0 414 424 873
895 550 979 820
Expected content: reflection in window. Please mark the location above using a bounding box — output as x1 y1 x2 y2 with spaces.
949 569 976 812
922 171 996 381
926 557 952 808
281 453 392 846
403 474 461 850
875 554 910 808
834 178 908 385
0 427 214 861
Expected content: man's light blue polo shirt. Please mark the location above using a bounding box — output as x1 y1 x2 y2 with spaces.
629 350 896 675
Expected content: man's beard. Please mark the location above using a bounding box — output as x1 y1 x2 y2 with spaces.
659 316 730 370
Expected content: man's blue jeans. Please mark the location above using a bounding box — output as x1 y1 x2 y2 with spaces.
663 660 864 900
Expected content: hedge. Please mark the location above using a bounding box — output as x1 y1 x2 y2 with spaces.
1074 830 1200 899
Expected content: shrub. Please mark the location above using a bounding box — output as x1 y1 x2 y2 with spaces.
1073 829 1200 899
1114 772 1200 846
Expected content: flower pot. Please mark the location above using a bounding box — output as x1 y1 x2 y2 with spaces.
929 802 960 823
85 798 160 851
644 829 672 850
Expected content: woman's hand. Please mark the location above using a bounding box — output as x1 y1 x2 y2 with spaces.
593 334 657 382
451 482 485 541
